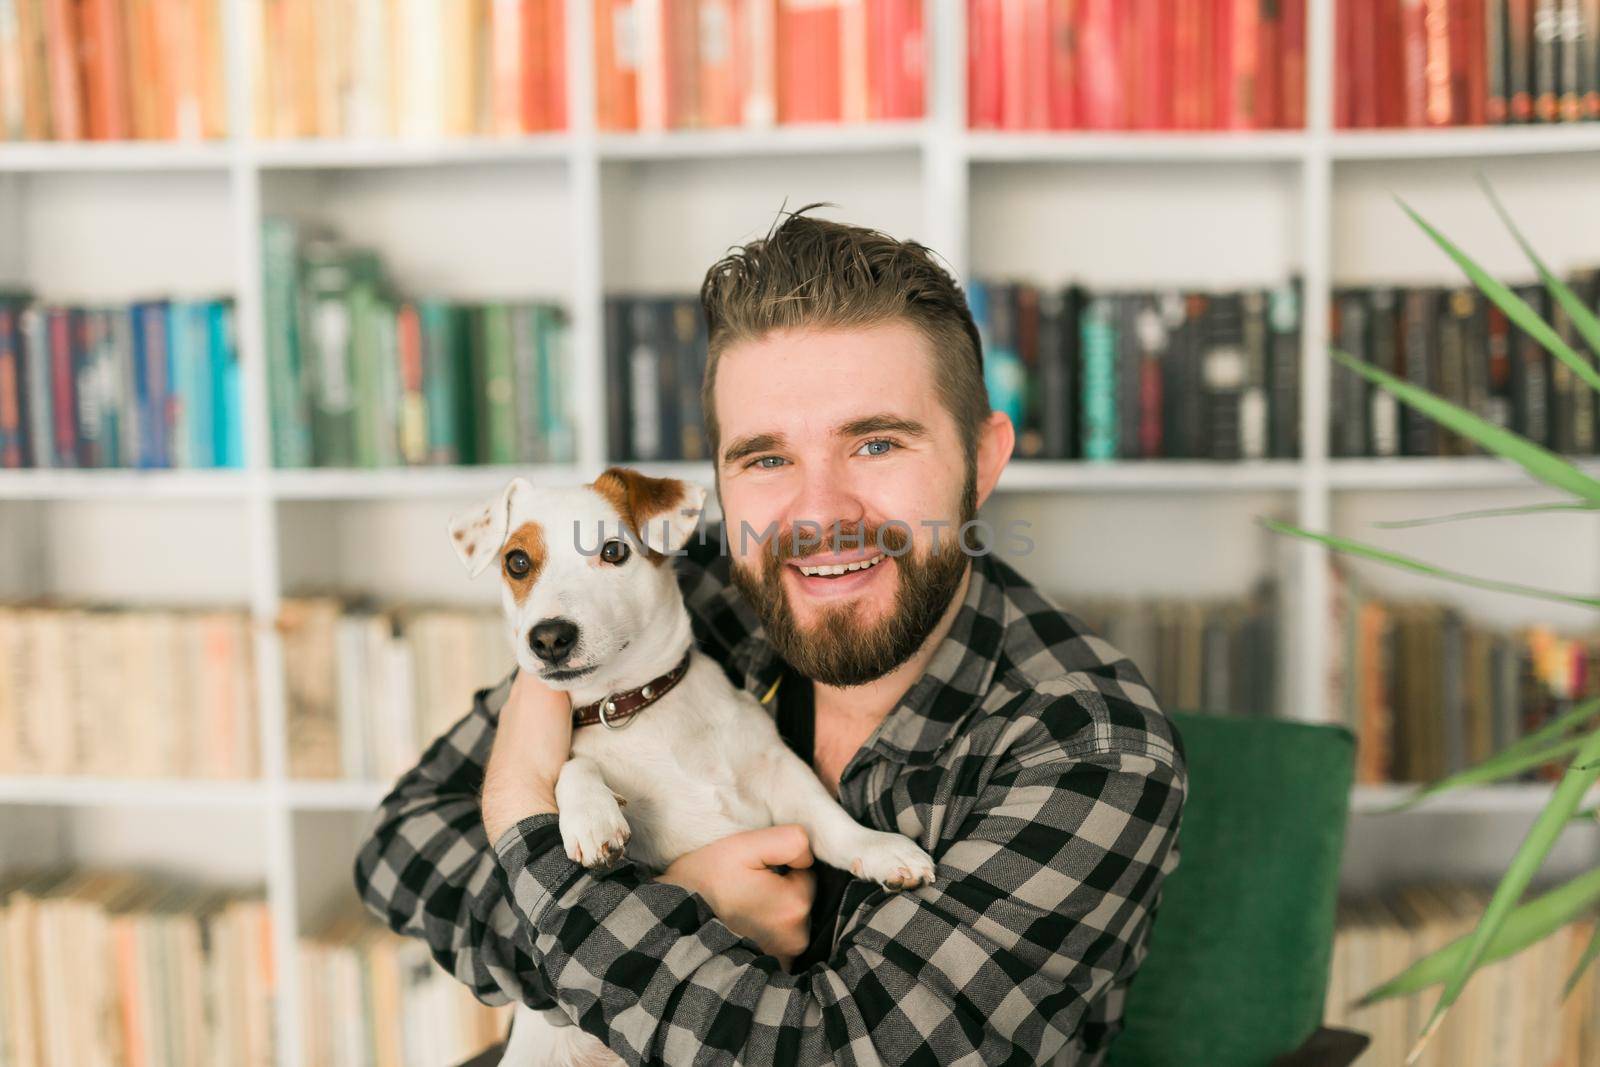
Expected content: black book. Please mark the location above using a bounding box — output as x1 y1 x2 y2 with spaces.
1535 0 1560 121
1239 289 1269 461
676 297 708 461
1266 281 1301 459
1565 268 1597 454
1036 286 1076 460
603 296 633 462
1130 293 1170 460
1201 292 1245 461
1367 287 1401 458
653 296 682 461
1116 293 1144 460
1014 283 1046 459
1436 289 1472 457
627 299 668 462
1399 290 1439 456
1509 283 1552 447
1485 301 1515 435
1175 293 1208 459
1156 291 1188 460
1488 0 1511 121
1332 289 1370 458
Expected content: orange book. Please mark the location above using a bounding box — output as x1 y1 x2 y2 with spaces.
839 0 868 120
739 0 777 125
636 0 668 129
520 0 547 130
547 0 567 127
667 0 698 126
196 0 226 137
43 0 80 138
490 0 523 133
15 0 52 139
77 0 113 138
699 0 740 125
123 0 155 138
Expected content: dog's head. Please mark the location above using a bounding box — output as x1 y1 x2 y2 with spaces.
447 467 707 689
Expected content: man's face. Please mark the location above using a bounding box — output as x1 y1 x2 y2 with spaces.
712 320 975 687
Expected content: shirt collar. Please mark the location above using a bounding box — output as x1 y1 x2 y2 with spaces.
724 540 1008 765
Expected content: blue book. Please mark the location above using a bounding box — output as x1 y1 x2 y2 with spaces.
210 301 242 467
131 300 172 468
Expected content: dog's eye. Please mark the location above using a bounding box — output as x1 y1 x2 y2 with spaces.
600 539 631 565
504 549 532 578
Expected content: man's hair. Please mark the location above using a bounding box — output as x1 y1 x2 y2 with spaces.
698 203 989 468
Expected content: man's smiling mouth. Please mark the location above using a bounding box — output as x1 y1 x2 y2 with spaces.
792 553 887 578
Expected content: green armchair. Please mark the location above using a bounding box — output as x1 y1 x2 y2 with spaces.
1108 712 1366 1067
459 712 1366 1067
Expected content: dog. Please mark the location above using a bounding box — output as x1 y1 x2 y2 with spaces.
447 466 938 1067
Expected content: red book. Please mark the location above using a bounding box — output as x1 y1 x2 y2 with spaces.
815 0 842 120
1336 0 1353 125
1448 0 1472 122
1353 0 1382 126
1000 0 1026 128
1255 0 1280 127
1462 0 1487 124
1024 0 1052 128
44 0 81 139
1227 0 1258 128
866 0 887 118
519 0 546 131
0 307 19 469
699 0 740 125
668 0 700 127
1130 0 1164 128
1076 0 1123 127
778 0 813 121
1173 0 1202 128
1401 0 1430 125
897 0 924 117
969 0 1004 126
1211 0 1232 127
1424 0 1453 124
594 0 638 129
1375 0 1406 125
1046 0 1078 128
1194 0 1216 126
1281 0 1304 126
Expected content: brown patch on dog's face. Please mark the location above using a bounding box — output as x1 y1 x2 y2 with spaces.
592 467 687 566
501 521 547 602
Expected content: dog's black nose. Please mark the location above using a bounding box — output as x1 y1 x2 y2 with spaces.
528 619 580 664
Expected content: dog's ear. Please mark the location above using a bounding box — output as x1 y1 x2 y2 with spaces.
593 467 706 557
447 477 534 577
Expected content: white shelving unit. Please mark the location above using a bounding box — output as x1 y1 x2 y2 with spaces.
3 0 1600 1062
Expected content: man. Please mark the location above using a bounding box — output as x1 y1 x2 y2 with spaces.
354 205 1186 1066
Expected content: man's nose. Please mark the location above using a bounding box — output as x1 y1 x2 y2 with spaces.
785 463 866 549
528 618 580 664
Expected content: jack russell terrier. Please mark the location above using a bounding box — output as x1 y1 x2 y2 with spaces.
448 466 937 1067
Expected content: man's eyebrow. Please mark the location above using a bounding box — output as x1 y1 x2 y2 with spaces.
721 432 786 466
837 414 929 439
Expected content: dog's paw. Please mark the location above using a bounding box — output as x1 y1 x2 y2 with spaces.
559 801 631 871
845 831 936 890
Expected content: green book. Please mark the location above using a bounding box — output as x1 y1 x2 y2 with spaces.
540 305 574 463
1080 296 1119 461
418 299 460 464
299 238 357 467
481 303 517 465
261 218 312 468
510 304 544 463
459 306 484 465
345 252 388 468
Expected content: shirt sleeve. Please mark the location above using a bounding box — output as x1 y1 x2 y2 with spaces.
491 704 1186 1067
351 667 560 1011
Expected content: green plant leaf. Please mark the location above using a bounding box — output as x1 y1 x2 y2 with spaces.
1479 176 1600 370
1327 348 1600 504
1380 733 1593 812
1374 501 1600 529
1561 924 1600 1001
1259 517 1600 609
1400 197 1600 398
1406 726 1600 1064
1358 866 1600 1004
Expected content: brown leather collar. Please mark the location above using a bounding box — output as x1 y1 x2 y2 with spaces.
571 650 692 729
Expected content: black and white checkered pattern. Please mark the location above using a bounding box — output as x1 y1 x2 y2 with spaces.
354 526 1187 1066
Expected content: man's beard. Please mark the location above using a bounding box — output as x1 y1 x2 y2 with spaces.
729 477 977 688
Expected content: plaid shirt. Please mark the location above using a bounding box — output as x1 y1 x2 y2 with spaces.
353 525 1187 1066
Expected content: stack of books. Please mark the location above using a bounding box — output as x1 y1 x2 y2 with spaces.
968 0 1306 131
1066 580 1281 719
263 219 574 470
0 869 274 1067
595 0 926 130
0 0 228 142
302 905 513 1066
1329 560 1600 785
1338 0 1600 128
0 295 244 471
0 603 259 779
255 0 568 138
278 597 509 782
1329 279 1600 458
604 281 1305 465
1326 884 1600 1065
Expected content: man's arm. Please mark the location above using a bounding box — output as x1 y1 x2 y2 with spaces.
492 707 1185 1067
352 667 559 1010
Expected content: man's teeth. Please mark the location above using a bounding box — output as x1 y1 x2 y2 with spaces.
796 554 886 577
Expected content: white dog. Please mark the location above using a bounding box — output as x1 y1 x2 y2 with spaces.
448 466 937 1067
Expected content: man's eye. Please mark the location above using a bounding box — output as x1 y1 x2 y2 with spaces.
858 439 896 457
748 455 787 470
504 549 532 578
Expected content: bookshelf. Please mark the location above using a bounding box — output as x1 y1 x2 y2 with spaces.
3 1 1600 1064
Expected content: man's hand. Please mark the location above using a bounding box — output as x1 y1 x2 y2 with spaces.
482 668 572 844
658 824 817 970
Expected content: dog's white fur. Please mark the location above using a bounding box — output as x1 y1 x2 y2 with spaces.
448 470 937 1067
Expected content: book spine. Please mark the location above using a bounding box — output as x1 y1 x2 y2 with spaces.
1367 288 1401 457
49 307 79 467
1239 288 1268 460
1046 0 1077 128
1488 0 1510 119
1508 0 1535 117
22 306 52 467
626 298 662 460
417 300 458 464
1201 291 1245 460
1267 280 1301 458
510 303 544 463
1282 0 1305 126
1401 0 1430 124
1079 294 1117 460
1535 0 1560 119
1401 289 1440 455
0 301 22 467
604 296 632 460
653 297 681 460
1560 0 1585 118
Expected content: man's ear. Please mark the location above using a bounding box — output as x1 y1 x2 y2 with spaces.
447 477 534 577
593 466 707 556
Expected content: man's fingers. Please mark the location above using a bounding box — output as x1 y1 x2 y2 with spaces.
743 824 814 870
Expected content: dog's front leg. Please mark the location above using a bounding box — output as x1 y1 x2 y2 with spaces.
555 756 631 870
758 746 935 890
